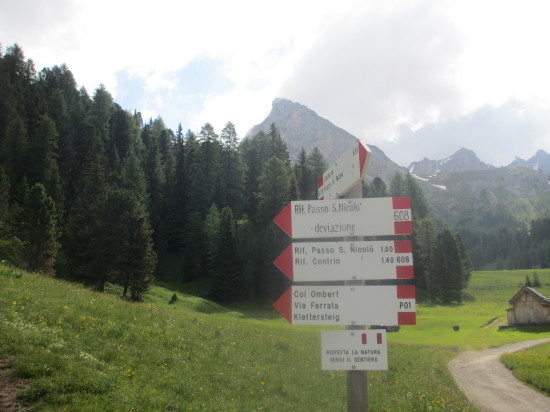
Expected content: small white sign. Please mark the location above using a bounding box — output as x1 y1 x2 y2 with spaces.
322 330 388 370
318 141 371 200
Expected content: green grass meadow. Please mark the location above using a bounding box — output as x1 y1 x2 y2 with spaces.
501 343 550 396
1 266 549 411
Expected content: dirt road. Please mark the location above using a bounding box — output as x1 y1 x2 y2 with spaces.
448 338 550 412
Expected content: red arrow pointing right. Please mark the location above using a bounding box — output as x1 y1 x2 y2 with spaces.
358 141 368 178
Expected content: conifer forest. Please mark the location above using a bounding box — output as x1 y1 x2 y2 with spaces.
0 43 493 305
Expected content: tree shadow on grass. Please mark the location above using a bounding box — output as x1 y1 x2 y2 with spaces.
498 325 550 333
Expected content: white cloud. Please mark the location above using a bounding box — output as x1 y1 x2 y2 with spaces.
280 1 464 144
1 0 550 164
441 1 550 110
380 99 550 167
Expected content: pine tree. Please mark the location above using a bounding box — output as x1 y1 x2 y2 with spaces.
165 125 188 252
27 114 63 209
91 84 114 148
307 148 328 196
0 166 9 222
183 211 206 282
289 170 300 201
102 188 156 301
209 207 243 302
16 183 59 275
220 122 244 215
405 172 430 220
294 147 311 200
185 130 202 212
204 204 220 271
389 172 406 196
142 120 167 248
267 123 289 164
369 177 388 197
433 228 465 303
63 154 110 287
0 167 23 265
1 115 28 186
255 157 292 300
108 105 134 181
241 142 262 218
256 157 290 224
414 218 438 302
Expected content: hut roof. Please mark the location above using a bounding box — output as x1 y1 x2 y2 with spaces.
508 286 550 306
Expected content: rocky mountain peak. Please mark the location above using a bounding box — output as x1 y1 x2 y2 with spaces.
245 98 407 183
246 98 357 163
509 149 550 175
409 148 493 176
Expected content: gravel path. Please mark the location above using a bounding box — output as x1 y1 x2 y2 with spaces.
448 338 550 412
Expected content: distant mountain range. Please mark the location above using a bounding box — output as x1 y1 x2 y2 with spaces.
509 150 550 175
409 147 550 178
408 148 494 176
247 98 550 235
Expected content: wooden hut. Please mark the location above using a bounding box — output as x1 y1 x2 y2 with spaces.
506 286 550 326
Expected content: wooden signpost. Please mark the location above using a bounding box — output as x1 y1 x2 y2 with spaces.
272 140 415 412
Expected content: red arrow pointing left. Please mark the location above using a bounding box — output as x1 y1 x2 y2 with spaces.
273 244 293 280
273 203 292 237
272 288 292 323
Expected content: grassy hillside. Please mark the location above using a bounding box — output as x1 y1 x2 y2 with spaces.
501 343 550 395
1 266 549 411
425 168 550 231
391 269 550 349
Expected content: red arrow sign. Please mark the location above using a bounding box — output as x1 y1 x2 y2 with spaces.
273 285 416 326
273 240 414 281
273 197 412 239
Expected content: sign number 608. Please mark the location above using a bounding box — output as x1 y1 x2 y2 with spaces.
394 210 410 221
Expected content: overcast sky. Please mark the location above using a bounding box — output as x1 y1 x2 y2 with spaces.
1 0 549 167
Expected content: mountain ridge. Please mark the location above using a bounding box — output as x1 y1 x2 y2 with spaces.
408 148 494 176
247 98 549 177
247 98 550 248
509 149 550 175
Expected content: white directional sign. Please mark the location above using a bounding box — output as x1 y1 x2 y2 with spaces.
322 330 388 370
274 240 414 281
317 141 371 200
273 285 416 326
273 197 412 239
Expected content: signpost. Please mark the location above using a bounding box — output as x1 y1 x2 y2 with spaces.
273 197 413 239
322 330 388 371
274 239 414 281
317 141 371 200
272 285 416 326
272 140 416 411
